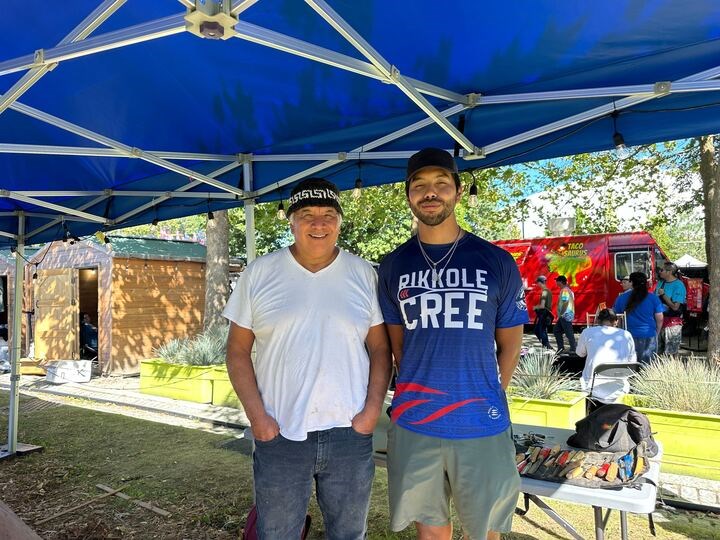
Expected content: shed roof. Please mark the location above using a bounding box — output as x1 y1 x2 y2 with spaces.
99 236 208 261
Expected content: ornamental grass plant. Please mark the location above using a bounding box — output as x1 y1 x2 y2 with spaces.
631 354 720 415
154 325 229 366
510 349 579 400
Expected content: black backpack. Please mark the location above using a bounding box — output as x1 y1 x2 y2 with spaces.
567 403 658 457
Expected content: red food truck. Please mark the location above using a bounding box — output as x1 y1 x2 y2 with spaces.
493 232 685 325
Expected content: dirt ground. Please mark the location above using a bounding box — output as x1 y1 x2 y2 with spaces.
1 457 243 539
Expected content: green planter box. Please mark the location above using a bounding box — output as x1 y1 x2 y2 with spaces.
507 390 587 429
623 395 720 480
211 366 243 409
139 359 214 404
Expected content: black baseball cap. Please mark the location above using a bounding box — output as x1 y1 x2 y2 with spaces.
405 148 460 194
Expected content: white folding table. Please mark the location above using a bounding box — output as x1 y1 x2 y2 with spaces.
515 424 661 540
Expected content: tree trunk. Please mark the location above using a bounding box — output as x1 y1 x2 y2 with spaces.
699 136 715 268
203 210 230 331
699 136 720 362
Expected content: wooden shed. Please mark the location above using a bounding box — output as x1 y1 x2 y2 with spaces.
27 236 235 375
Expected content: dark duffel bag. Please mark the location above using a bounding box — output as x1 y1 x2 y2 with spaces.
567 403 658 457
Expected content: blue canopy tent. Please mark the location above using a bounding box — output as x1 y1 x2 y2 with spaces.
2 0 720 457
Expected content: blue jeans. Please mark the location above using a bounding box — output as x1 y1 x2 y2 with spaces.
553 318 576 351
253 427 374 540
533 309 551 348
633 336 657 365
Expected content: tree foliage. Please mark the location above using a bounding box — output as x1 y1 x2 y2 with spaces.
519 142 707 261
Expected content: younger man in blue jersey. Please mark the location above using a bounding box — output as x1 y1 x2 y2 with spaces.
378 148 528 540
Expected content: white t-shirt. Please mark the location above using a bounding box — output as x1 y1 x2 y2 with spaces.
577 325 636 403
223 247 383 441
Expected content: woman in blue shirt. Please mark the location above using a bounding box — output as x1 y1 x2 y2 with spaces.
613 272 664 364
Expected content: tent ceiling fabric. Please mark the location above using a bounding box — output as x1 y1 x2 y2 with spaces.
2 0 720 246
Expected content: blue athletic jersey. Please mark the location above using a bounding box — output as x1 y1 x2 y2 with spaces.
378 233 529 439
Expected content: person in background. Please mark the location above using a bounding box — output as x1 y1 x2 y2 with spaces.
533 275 553 349
553 275 576 352
620 275 632 292
577 308 636 410
613 272 663 364
656 262 687 355
79 312 98 358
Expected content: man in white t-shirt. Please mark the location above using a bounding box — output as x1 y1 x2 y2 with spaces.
577 308 636 406
223 177 391 540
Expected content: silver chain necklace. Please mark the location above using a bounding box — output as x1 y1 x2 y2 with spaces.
417 228 463 286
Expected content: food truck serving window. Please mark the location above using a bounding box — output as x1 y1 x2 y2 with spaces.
614 251 651 280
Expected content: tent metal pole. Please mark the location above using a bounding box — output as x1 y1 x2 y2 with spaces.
25 195 111 242
484 94 661 156
1 214 42 460
1 192 107 223
230 0 261 16
305 0 478 155
0 14 467 105
111 162 241 225
230 21 468 104
251 103 466 198
0 144 427 162
480 80 720 104
243 160 256 264
14 191 238 199
9 101 246 198
0 15 185 77
0 144 237 162
6 214 24 454
251 151 422 161
482 64 720 156
1 212 101 220
0 0 126 116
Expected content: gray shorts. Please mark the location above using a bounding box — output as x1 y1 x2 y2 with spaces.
387 423 520 539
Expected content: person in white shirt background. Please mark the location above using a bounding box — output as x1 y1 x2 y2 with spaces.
576 308 636 411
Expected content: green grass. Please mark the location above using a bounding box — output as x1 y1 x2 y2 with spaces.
1 392 718 539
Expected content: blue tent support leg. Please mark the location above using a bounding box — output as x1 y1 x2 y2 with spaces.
1 212 43 460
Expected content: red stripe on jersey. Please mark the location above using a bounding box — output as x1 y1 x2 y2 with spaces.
409 398 487 425
391 399 430 421
394 382 447 397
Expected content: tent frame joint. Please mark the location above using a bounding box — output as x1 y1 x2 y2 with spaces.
33 49 45 66
654 81 671 94
467 92 480 107
463 147 485 160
